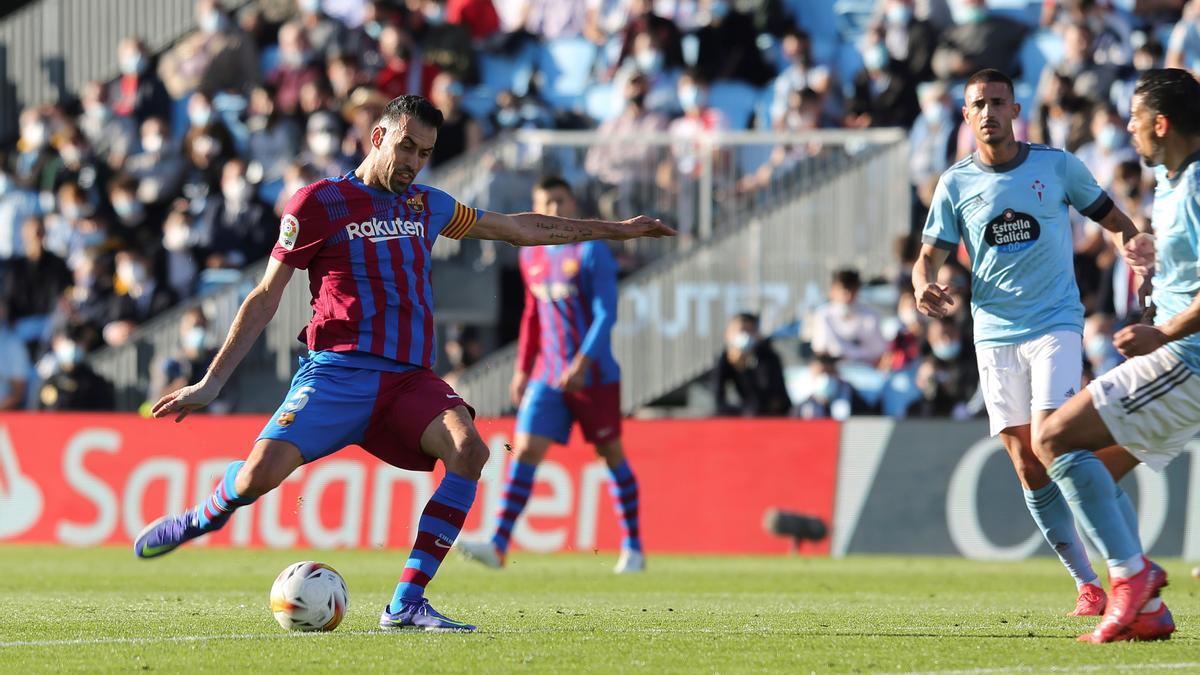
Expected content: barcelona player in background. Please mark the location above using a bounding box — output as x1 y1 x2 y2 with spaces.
459 176 645 574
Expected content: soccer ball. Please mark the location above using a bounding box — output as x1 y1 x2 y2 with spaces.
269 561 349 632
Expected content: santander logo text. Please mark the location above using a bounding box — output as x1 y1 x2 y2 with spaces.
346 218 426 242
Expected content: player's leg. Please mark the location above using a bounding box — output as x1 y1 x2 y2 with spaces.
134 439 303 559
568 380 642 572
593 438 645 573
979 340 1100 610
461 381 570 568
135 360 364 559
1035 389 1164 642
1095 445 1142 547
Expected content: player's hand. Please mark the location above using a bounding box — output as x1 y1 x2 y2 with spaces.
151 378 221 422
618 215 676 239
558 361 588 393
1113 324 1168 358
1122 233 1156 278
510 371 529 407
915 283 954 319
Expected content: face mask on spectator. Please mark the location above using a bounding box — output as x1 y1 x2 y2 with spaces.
960 7 987 24
142 134 164 154
119 53 146 76
365 21 383 39
730 331 753 351
424 4 446 25
634 49 662 75
55 341 84 367
899 307 920 326
887 4 912 24
921 104 943 124
932 340 962 361
301 0 321 14
78 228 106 248
812 374 839 402
22 123 48 149
1097 124 1125 151
309 132 338 157
678 86 703 111
193 135 221 159
830 299 851 317
84 104 110 123
199 10 222 34
117 260 148 288
1086 335 1110 359
189 105 212 128
708 0 729 20
59 145 83 165
112 198 144 222
60 202 93 221
863 43 888 72
496 108 520 128
163 221 191 251
223 177 251 202
281 50 311 68
183 327 207 351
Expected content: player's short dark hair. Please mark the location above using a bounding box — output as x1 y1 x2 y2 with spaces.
832 268 861 291
1134 68 1200 136
964 68 1014 99
534 175 572 195
380 94 443 129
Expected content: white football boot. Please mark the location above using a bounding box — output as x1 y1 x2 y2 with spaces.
614 548 645 574
457 539 505 569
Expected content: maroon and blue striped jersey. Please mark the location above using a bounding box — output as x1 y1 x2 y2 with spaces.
516 242 621 387
271 172 480 369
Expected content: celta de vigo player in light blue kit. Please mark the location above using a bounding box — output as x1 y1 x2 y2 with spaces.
1038 68 1200 644
913 69 1156 619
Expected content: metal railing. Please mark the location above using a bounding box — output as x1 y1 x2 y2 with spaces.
0 0 250 139
455 128 911 415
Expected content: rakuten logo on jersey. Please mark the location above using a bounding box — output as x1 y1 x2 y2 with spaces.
346 218 426 242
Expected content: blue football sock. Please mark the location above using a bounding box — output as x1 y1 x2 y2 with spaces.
608 460 642 552
1049 451 1142 569
1114 484 1140 546
491 461 538 554
192 461 256 530
1023 482 1097 587
391 472 476 606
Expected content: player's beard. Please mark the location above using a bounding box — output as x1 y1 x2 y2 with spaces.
1135 135 1164 169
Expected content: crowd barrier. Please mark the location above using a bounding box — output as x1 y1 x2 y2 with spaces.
1 415 1195 559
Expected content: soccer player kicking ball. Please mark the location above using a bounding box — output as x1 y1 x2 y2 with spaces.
914 69 1155 617
1037 68 1200 644
458 176 644 574
134 95 674 632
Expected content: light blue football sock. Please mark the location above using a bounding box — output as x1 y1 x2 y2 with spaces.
1023 482 1097 587
1048 451 1142 569
1114 484 1140 546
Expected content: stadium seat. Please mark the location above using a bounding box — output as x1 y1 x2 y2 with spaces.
707 81 762 130
985 0 1042 25
461 85 498 123
478 43 538 98
537 37 599 111
584 81 622 123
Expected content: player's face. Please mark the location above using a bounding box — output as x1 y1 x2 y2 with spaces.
962 82 1019 147
1127 94 1164 167
375 115 436 193
532 186 577 218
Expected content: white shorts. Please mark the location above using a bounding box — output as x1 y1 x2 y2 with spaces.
976 330 1082 436
1086 347 1200 472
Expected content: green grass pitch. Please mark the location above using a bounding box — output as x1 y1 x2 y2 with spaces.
1 546 1197 673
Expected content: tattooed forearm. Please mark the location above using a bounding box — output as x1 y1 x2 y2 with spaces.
524 216 599 243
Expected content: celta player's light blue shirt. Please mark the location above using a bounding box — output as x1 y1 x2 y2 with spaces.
1151 152 1200 374
922 143 1114 347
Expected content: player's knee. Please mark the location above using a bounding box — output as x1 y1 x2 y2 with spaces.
448 437 490 479
1033 419 1068 466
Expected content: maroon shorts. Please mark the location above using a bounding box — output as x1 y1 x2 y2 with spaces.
517 380 622 445
361 369 476 471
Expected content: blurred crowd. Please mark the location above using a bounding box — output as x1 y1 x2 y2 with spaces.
0 0 1197 413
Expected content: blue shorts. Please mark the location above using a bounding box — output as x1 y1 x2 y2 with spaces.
515 380 622 445
258 357 473 472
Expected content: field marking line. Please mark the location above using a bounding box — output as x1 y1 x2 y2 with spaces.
897 664 1200 675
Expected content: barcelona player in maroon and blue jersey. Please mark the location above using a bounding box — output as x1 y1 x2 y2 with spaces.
133 96 674 631
458 177 644 574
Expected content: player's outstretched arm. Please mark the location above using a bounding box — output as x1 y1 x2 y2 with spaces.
467 211 676 246
151 257 295 422
912 244 954 318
